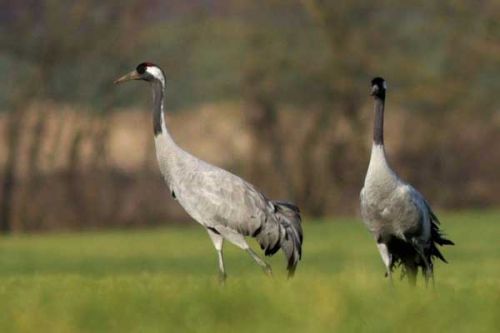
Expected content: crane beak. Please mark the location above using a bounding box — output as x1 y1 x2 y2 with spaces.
370 85 379 96
114 70 141 84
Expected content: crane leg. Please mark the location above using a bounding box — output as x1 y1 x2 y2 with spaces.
411 243 434 288
212 226 272 277
207 229 226 284
377 243 393 284
246 248 273 277
417 249 434 288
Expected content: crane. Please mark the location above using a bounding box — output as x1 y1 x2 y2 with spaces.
360 77 454 285
114 63 303 282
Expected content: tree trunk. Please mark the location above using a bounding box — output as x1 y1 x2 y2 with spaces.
0 109 26 233
244 95 292 197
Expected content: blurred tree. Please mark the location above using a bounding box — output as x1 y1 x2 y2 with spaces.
240 29 293 198
0 0 498 230
0 0 148 232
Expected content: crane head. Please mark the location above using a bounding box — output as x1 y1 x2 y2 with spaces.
370 77 386 98
114 62 165 86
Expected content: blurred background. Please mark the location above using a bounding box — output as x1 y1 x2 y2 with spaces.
0 0 498 232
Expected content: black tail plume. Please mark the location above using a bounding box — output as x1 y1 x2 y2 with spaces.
270 201 303 277
429 211 454 263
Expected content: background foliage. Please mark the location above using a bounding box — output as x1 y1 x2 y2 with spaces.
0 0 499 231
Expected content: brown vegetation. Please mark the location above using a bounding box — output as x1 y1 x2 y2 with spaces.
0 0 498 232
0 100 498 231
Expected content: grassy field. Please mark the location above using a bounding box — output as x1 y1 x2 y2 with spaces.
0 210 498 332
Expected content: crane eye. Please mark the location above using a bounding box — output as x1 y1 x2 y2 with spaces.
136 64 146 74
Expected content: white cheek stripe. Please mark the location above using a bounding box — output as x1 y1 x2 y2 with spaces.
146 66 166 86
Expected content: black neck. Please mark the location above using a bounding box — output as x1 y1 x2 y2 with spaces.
152 81 164 136
373 96 385 145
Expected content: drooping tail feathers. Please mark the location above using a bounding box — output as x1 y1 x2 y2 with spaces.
428 209 455 263
256 200 303 277
387 208 454 285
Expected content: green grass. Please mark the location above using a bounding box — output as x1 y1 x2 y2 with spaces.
0 210 499 332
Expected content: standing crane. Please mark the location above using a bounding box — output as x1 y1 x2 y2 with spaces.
360 77 454 285
114 63 303 282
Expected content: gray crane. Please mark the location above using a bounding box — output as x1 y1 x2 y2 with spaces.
360 77 454 285
114 63 302 282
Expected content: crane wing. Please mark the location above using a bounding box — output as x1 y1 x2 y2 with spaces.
181 166 270 236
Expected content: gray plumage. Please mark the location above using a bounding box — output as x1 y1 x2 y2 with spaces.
360 77 453 285
115 63 303 281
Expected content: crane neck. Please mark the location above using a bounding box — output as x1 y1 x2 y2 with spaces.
151 80 169 138
367 95 390 179
150 79 185 184
373 96 385 146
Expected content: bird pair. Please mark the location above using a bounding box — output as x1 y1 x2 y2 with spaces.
115 64 453 285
